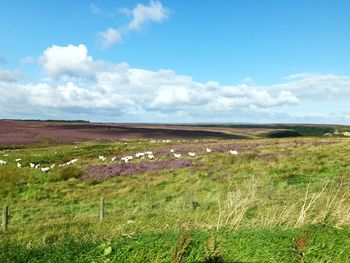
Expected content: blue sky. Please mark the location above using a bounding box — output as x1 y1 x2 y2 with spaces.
1 0 350 123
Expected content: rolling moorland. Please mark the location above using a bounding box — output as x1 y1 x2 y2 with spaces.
1 120 350 262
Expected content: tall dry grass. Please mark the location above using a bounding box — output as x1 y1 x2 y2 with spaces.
215 179 350 230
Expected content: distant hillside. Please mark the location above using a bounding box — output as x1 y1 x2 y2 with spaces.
194 124 342 137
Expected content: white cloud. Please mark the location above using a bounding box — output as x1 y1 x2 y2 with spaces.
128 0 169 30
3 44 350 124
0 68 20 83
40 44 94 79
98 28 122 49
95 1 170 49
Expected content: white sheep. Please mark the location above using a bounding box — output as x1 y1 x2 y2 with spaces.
17 163 22 168
61 159 78 167
0 160 6 165
67 159 78 165
99 155 106 161
147 154 154 160
170 149 175 153
30 163 35 168
111 156 117 162
174 153 181 158
15 158 21 162
50 164 55 169
206 148 211 153
188 152 196 157
41 167 50 173
35 164 40 169
145 151 153 155
135 152 145 158
121 156 133 163
229 150 238 155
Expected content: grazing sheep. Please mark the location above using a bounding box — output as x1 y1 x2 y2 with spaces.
50 164 55 169
15 158 21 162
170 149 175 153
121 156 133 163
188 152 196 157
145 151 153 155
35 164 40 169
111 156 117 162
67 159 78 165
41 167 50 173
17 163 22 168
230 150 238 155
0 160 6 165
206 148 211 153
60 159 78 167
135 152 145 158
174 153 181 158
147 154 154 160
30 163 35 168
99 155 106 161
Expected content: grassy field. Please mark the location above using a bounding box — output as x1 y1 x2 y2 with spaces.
1 136 350 262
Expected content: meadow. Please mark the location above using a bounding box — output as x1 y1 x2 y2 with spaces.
1 125 350 262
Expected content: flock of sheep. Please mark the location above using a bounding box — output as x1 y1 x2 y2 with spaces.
0 157 79 173
99 147 239 164
0 143 240 173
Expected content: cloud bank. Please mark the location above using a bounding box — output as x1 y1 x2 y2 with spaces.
1 44 350 123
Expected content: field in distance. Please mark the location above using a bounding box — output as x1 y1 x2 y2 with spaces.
0 119 347 146
0 120 350 262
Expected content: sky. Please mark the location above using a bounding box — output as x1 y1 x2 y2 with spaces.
1 0 350 124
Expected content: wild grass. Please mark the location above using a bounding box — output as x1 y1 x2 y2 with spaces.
0 137 350 262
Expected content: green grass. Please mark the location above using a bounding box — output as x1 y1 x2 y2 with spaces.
1 226 349 262
1 137 350 262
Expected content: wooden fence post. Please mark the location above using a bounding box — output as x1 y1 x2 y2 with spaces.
100 197 104 221
2 205 8 232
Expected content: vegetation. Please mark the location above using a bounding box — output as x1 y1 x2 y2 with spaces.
1 136 350 262
259 129 301 138
196 124 338 137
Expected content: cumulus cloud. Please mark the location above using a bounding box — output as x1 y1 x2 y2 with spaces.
98 28 122 49
272 73 350 102
128 0 169 30
40 44 94 79
2 44 350 123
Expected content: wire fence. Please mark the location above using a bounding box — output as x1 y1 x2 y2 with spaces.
1 193 202 232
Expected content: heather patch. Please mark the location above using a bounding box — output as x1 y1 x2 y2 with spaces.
83 159 193 180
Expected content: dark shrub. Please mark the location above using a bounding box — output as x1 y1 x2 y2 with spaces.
55 166 83 181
